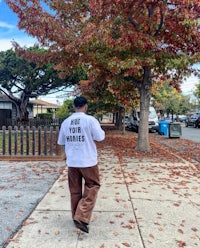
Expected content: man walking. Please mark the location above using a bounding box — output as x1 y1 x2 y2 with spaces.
57 96 105 233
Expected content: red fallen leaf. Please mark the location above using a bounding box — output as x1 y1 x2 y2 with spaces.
6 227 12 231
115 213 124 218
121 224 134 229
191 227 198 232
176 240 186 247
122 243 131 247
129 219 135 224
100 244 105 248
15 194 21 198
149 234 155 239
173 203 181 207
22 220 38 226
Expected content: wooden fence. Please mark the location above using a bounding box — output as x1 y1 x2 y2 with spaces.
2 118 62 128
0 126 63 160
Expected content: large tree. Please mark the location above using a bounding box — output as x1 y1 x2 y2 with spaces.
0 49 83 123
5 0 200 151
152 82 192 119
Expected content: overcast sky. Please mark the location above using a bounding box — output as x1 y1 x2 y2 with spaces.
0 1 199 99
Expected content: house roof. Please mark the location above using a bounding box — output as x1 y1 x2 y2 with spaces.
0 95 59 109
30 99 60 109
0 94 11 102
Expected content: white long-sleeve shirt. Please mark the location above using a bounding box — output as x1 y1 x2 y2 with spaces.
57 112 105 167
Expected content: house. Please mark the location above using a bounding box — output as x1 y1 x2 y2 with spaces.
0 94 18 127
30 99 60 118
0 95 60 127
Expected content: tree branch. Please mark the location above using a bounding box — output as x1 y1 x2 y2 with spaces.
154 11 164 37
128 16 138 30
148 6 154 18
0 88 21 103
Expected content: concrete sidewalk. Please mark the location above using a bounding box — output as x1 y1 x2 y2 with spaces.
5 147 200 248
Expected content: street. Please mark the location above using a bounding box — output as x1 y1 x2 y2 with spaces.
181 125 200 143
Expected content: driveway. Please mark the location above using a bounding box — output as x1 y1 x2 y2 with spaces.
0 160 64 248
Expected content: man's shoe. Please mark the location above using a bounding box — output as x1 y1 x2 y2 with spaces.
74 219 89 233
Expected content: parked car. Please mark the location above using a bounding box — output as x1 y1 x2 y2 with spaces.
122 115 129 127
127 107 159 132
178 115 187 122
185 114 200 128
195 115 200 128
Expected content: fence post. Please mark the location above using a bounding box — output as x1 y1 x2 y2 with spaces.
56 126 59 155
2 126 6 155
26 126 30 155
8 126 12 155
38 126 41 155
14 126 18 155
49 126 53 156
32 126 35 155
44 126 47 155
20 126 24 155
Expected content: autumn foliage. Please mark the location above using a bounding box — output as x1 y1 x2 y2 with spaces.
5 0 200 151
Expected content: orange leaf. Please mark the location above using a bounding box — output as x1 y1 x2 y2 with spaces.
54 230 60 235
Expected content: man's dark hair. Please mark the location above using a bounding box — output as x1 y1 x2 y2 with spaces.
74 96 88 108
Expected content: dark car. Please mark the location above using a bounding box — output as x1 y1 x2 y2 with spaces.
185 114 200 128
195 115 200 128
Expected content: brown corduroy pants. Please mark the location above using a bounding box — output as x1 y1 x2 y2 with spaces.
68 165 100 224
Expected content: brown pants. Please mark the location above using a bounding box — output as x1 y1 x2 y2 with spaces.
68 165 100 224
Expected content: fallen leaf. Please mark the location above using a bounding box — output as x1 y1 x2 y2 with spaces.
54 230 60 235
113 231 119 236
149 234 155 239
191 227 198 232
15 194 21 198
176 240 186 247
122 242 131 247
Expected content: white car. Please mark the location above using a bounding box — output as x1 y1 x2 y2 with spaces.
127 107 159 132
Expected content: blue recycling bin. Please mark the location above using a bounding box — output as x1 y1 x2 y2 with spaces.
159 120 170 136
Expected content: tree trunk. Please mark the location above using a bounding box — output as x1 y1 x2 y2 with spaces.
116 106 124 130
16 96 29 125
135 67 151 152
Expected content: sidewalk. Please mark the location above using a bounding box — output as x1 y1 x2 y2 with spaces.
5 146 200 248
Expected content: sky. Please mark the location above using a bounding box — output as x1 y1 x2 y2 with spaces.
0 0 37 50
0 0 199 102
